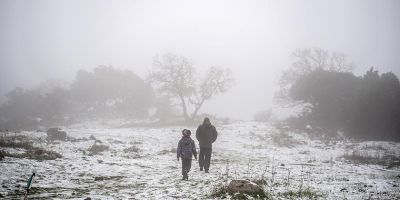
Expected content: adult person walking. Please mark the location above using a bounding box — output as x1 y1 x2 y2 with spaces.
196 117 217 173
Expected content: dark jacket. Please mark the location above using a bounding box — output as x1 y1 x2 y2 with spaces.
177 136 197 159
196 124 218 148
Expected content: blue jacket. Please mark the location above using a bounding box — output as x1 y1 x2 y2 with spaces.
177 136 197 159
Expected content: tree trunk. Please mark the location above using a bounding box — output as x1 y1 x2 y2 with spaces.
190 98 205 120
179 95 190 121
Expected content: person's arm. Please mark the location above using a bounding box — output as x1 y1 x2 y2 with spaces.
192 140 197 159
196 126 200 141
212 127 218 143
177 140 182 161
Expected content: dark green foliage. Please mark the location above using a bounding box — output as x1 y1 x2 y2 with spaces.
288 69 361 134
283 67 400 141
348 69 400 140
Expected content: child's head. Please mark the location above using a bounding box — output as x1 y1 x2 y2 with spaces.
182 129 191 136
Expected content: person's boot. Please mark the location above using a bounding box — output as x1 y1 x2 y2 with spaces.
200 167 203 171
205 169 209 173
182 171 187 180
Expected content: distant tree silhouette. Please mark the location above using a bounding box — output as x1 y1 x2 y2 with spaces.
0 88 43 130
348 68 400 140
70 66 154 119
0 66 155 130
278 48 400 141
290 69 360 132
277 47 354 105
148 53 234 122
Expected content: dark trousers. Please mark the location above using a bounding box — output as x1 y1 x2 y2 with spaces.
182 158 192 178
199 147 212 171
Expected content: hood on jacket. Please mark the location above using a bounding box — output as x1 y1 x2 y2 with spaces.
203 117 211 127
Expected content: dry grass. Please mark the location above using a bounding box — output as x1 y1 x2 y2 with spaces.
123 145 140 153
278 188 321 200
340 150 400 168
210 183 271 200
3 148 62 160
271 132 305 148
1 136 62 160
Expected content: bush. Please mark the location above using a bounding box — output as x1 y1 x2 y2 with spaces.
280 67 400 141
0 150 5 161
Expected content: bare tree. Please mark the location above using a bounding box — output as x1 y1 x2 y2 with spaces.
148 53 234 121
189 66 233 119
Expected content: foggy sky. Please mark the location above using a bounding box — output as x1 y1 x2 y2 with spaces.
1 0 399 120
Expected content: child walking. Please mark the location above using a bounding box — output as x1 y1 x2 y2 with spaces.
177 129 197 180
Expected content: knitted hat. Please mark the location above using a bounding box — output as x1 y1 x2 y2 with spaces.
182 129 191 136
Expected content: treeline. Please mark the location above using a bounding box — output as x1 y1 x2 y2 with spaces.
0 66 161 130
0 54 234 131
279 48 400 141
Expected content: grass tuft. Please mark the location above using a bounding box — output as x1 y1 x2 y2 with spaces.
279 188 322 199
123 145 140 153
1 137 62 160
210 183 271 200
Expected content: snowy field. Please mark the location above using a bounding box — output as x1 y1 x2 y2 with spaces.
1 121 400 199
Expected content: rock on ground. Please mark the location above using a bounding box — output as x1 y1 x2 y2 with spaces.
46 128 67 141
227 179 263 194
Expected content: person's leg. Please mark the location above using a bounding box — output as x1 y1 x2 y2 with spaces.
204 147 212 172
199 147 205 170
182 159 188 180
187 159 192 173
186 159 192 180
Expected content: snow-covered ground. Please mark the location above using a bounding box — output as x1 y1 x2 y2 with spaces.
1 122 399 199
